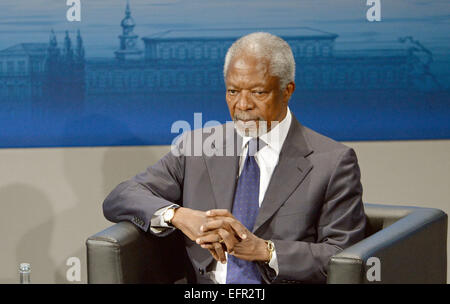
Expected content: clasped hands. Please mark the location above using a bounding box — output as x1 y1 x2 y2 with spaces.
171 207 270 264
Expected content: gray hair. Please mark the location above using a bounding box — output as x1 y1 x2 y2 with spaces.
223 32 295 90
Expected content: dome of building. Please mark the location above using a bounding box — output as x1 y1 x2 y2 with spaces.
121 15 135 28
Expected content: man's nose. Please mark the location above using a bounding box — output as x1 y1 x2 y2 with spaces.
236 90 253 110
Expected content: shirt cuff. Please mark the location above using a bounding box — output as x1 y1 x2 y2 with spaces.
149 204 179 233
267 246 279 276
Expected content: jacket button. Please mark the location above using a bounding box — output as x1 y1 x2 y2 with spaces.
199 268 204 275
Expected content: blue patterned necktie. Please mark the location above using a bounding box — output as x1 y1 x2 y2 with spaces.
226 137 266 284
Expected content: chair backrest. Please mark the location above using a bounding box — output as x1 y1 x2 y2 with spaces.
328 203 447 284
364 203 414 237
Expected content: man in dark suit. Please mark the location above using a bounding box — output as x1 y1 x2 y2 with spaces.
103 32 366 284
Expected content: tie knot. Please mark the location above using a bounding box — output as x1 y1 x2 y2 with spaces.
247 138 266 156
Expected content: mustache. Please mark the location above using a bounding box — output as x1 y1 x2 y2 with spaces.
233 112 262 121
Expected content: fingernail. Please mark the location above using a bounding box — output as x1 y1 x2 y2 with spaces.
242 234 247 239
196 239 200 244
206 211 211 216
200 225 204 231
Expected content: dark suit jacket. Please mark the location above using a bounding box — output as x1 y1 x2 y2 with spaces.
103 115 366 283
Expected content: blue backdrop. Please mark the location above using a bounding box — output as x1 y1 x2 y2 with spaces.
0 0 449 148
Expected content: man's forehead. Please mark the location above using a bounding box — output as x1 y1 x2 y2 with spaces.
226 74 278 89
226 81 268 88
226 56 272 86
230 54 269 71
232 57 267 69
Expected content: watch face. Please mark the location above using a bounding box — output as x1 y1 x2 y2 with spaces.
164 208 174 223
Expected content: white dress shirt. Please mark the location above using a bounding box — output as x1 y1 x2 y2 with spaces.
151 108 293 284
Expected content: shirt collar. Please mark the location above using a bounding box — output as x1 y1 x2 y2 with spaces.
241 107 292 154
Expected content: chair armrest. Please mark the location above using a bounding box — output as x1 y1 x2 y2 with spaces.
327 204 447 284
86 221 187 283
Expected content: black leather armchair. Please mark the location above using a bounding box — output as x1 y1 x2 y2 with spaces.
86 203 447 283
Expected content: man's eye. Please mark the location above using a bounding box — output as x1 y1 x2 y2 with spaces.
228 90 237 95
253 91 266 96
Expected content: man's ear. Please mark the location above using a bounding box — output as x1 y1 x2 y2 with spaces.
283 82 295 104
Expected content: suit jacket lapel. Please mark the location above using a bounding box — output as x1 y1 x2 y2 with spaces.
253 116 314 234
203 122 242 211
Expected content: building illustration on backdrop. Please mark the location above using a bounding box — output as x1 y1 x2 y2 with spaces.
0 1 440 113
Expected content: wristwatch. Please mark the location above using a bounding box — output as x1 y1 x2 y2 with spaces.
163 206 179 226
265 240 275 264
